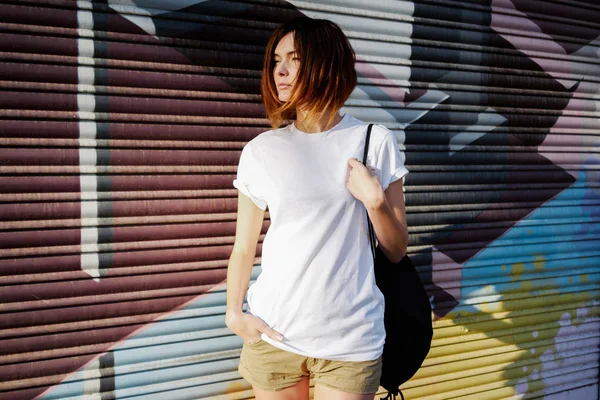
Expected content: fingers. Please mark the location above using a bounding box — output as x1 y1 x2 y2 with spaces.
262 326 284 342
347 157 361 168
247 314 284 342
256 318 283 341
348 158 366 174
348 158 377 177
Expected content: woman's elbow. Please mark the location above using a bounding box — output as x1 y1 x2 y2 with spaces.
384 241 407 263
390 235 408 263
388 250 406 264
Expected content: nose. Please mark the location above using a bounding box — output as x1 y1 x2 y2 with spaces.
275 61 289 77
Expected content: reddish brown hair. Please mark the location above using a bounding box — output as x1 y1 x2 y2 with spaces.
261 17 357 128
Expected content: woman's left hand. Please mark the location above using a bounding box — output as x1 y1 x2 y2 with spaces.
346 158 386 209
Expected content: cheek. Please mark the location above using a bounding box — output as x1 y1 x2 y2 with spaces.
289 66 299 81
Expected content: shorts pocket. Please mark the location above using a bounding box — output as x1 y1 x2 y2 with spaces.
246 338 264 348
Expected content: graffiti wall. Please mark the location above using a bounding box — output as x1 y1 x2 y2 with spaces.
0 0 598 399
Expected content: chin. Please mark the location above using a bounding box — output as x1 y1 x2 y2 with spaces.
278 94 290 102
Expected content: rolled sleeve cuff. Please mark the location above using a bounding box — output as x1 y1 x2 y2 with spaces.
233 179 267 210
385 166 409 190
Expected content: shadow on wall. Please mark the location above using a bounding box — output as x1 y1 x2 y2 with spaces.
1 0 599 399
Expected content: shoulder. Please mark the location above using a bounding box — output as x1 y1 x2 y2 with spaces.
370 124 394 148
245 125 290 151
344 115 394 149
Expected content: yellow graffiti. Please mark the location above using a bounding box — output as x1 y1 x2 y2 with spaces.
399 254 599 399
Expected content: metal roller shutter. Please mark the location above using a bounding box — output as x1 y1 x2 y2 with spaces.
0 0 598 399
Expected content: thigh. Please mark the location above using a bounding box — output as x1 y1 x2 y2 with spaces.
314 383 375 400
254 378 310 400
238 339 310 393
311 356 382 399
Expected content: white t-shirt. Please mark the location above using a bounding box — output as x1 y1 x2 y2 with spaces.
233 114 408 361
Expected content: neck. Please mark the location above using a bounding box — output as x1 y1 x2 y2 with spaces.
294 109 342 133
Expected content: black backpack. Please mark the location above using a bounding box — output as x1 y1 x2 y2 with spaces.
363 124 433 400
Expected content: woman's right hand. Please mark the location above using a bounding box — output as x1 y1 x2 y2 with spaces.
226 311 284 344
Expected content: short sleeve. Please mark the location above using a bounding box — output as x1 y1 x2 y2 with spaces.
374 128 409 191
233 143 268 210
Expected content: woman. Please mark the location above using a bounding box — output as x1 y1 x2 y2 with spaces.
225 17 408 400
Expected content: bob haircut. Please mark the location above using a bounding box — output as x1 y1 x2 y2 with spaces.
261 17 357 128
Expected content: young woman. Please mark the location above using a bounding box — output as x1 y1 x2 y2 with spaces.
225 17 408 400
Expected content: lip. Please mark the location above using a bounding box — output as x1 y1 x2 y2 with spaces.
277 84 292 90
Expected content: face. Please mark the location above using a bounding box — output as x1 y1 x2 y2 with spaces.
273 32 300 102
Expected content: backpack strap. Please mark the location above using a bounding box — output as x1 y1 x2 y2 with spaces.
362 124 377 260
362 124 373 166
364 124 408 400
381 391 404 400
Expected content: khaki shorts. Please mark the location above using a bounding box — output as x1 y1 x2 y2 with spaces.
238 339 382 394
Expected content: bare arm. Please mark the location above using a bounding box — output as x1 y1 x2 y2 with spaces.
226 192 265 319
365 178 408 263
225 192 283 343
347 158 408 263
